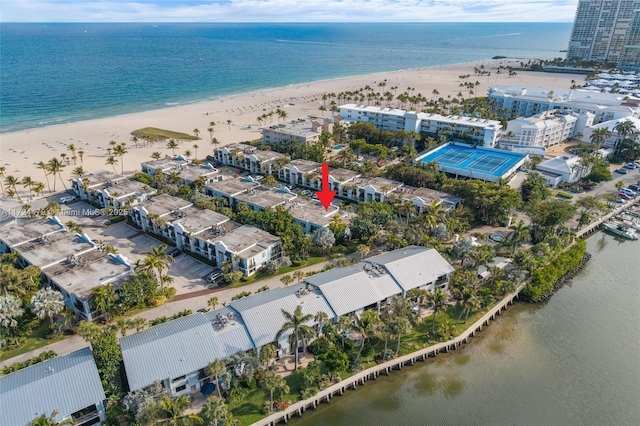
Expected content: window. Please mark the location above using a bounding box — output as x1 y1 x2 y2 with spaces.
175 384 187 392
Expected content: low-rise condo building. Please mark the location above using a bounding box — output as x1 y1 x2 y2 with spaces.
140 158 190 176
339 104 502 147
534 155 592 187
261 116 342 145
394 185 461 213
93 179 156 209
212 143 289 174
0 347 107 426
342 176 404 203
118 246 455 397
582 116 640 148
503 110 579 149
276 159 322 187
71 170 128 202
489 86 640 123
283 198 353 233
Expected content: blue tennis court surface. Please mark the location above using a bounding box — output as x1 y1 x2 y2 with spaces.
417 143 526 181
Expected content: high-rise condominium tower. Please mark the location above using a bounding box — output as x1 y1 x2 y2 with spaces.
567 0 640 70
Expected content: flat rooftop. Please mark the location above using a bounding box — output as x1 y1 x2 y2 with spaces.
489 86 631 107
217 224 279 256
169 206 230 234
285 198 352 228
249 148 288 163
19 231 95 269
79 170 127 187
355 176 404 191
141 158 189 170
137 194 192 217
0 217 64 247
341 104 408 118
233 186 297 209
46 250 131 299
179 164 218 182
287 159 321 173
104 179 155 198
397 185 461 207
329 167 361 183
205 178 258 196
265 116 323 138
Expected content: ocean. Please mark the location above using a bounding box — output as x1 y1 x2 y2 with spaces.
0 22 572 133
291 232 640 426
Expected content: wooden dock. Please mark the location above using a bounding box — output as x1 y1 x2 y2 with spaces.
577 199 639 238
254 285 524 426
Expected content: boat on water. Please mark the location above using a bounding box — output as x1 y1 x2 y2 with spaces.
602 221 639 240
617 214 640 231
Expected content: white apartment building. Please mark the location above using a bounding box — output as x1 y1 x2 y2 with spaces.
489 86 639 123
504 111 578 148
339 104 502 147
582 116 640 148
567 0 640 66
212 143 289 174
261 116 342 145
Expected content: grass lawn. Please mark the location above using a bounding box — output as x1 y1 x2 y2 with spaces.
0 323 65 362
131 127 199 142
227 256 327 289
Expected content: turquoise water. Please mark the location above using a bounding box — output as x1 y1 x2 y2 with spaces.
292 233 640 426
0 23 572 133
420 143 526 177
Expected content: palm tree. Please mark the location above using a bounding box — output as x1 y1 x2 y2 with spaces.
355 310 381 361
313 311 329 337
335 147 354 165
131 317 147 332
589 127 612 150
207 296 219 309
0 295 25 329
280 274 293 286
105 156 118 174
210 137 220 148
32 181 46 198
193 144 199 160
508 219 530 256
90 284 116 322
4 175 22 202
166 139 179 156
71 166 85 178
292 270 305 283
275 306 315 371
226 119 232 130
260 343 277 367
455 286 481 326
427 288 448 334
356 244 370 260
21 176 34 198
193 128 200 138
113 143 128 174
30 288 65 325
151 395 203 425
151 151 162 160
261 369 287 413
136 244 175 286
200 396 231 426
29 410 75 426
613 120 636 142
206 359 227 398
47 157 67 191
0 166 6 196
36 161 52 193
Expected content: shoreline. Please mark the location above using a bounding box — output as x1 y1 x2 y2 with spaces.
0 58 582 200
0 58 502 135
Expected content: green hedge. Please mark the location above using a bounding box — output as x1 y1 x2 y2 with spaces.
521 239 587 302
556 191 574 199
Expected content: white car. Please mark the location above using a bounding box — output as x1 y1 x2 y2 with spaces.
59 195 77 204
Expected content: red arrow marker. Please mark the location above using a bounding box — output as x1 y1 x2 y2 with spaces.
315 163 336 210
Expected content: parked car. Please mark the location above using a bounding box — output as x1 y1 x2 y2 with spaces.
615 168 629 174
59 195 77 204
624 163 638 169
207 271 223 284
618 193 632 200
620 188 637 197
628 184 640 192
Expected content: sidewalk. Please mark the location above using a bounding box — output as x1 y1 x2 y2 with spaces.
0 260 334 368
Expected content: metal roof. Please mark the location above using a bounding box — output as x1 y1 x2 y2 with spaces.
305 265 402 316
230 284 335 348
0 347 105 426
120 312 253 391
366 246 455 292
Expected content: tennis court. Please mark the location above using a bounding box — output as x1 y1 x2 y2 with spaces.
416 143 527 182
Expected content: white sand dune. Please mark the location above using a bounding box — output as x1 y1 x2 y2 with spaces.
0 58 582 199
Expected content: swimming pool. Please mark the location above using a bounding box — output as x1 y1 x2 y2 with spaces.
416 143 527 182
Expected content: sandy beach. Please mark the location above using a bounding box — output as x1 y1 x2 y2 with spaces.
0 58 583 198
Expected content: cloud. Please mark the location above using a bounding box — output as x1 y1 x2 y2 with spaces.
0 0 579 22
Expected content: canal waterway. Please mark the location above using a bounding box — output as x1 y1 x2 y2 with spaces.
292 233 640 426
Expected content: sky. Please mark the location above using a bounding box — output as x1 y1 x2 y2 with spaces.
0 0 580 22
